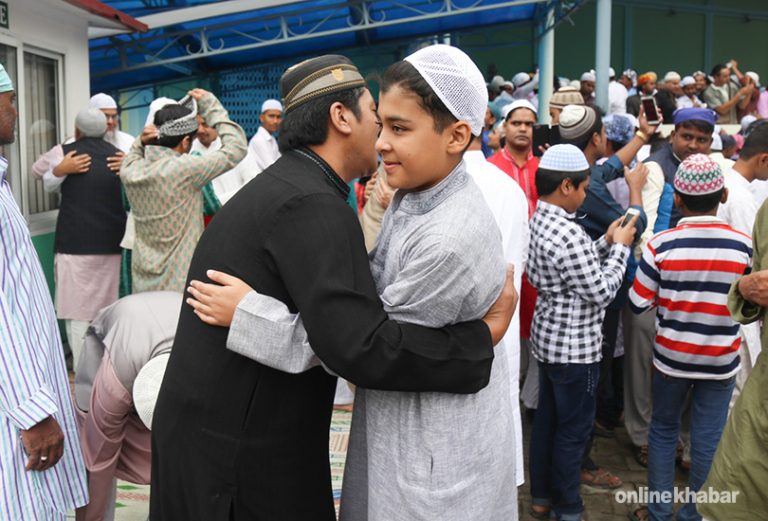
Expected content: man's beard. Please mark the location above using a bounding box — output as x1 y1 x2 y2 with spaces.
103 129 119 146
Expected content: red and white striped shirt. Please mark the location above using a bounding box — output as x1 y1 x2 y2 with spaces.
629 216 752 379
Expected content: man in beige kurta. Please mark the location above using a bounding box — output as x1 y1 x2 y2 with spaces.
121 89 247 293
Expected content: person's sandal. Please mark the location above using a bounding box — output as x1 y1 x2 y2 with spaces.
629 506 649 521
528 505 553 520
635 445 648 467
581 468 623 489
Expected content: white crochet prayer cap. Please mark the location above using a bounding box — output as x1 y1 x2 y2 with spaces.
680 76 696 87
609 67 616 77
261 99 283 113
404 44 487 136
145 97 176 127
512 72 531 88
75 108 107 138
133 353 171 430
746 71 760 86
663 71 681 83
502 99 537 120
539 143 590 172
89 93 118 110
580 71 596 82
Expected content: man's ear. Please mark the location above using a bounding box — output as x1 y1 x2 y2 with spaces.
328 101 353 136
445 121 472 155
673 191 683 209
721 187 729 204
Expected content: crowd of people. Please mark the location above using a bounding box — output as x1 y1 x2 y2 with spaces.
1 44 767 521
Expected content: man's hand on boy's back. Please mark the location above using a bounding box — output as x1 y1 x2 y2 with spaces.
608 213 640 246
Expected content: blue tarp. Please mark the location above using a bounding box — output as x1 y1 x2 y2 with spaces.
92 1 539 91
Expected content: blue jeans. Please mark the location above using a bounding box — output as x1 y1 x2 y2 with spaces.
647 369 735 521
530 361 599 521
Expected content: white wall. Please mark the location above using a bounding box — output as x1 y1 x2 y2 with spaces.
3 0 91 141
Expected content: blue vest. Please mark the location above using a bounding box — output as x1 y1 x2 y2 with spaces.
645 143 681 228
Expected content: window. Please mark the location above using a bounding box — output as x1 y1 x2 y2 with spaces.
24 50 61 215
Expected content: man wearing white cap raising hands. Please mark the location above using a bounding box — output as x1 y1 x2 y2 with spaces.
248 98 283 172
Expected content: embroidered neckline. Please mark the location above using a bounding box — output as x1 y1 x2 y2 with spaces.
294 147 350 199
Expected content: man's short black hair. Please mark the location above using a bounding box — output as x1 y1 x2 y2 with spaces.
675 119 715 135
740 123 768 160
676 188 724 213
154 105 197 148
381 60 458 134
711 64 728 78
278 87 364 153
536 167 590 196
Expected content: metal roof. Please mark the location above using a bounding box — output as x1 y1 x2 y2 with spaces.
90 0 579 92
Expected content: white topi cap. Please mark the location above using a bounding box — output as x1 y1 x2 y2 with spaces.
580 71 596 83
511 72 531 88
89 93 118 110
502 99 537 120
680 76 696 88
261 99 283 113
133 353 171 430
404 44 488 136
145 97 176 127
539 143 590 172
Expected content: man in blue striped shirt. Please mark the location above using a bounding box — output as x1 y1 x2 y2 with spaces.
0 63 88 519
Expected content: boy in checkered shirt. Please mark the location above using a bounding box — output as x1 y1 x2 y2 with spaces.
527 144 638 521
628 154 752 521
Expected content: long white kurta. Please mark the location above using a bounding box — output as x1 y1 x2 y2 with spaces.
227 162 517 521
0 158 88 519
464 149 528 486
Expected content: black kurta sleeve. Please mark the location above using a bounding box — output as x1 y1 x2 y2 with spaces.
265 193 494 394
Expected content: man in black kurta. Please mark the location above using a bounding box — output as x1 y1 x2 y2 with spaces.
150 56 502 521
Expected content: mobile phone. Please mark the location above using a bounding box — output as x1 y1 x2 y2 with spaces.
640 96 661 125
532 124 561 157
620 208 640 227
532 124 550 157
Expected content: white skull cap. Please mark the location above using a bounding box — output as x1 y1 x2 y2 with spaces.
404 44 488 136
89 93 118 110
133 353 171 430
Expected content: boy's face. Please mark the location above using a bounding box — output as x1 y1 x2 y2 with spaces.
670 125 712 160
562 175 590 214
376 85 463 191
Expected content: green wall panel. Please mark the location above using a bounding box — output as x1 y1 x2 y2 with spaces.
711 16 768 78
31 231 55 298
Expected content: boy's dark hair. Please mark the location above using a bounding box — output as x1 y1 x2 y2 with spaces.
740 123 768 160
381 60 457 134
561 117 604 152
153 104 197 148
675 119 715 136
675 188 724 213
536 167 590 196
278 87 364 153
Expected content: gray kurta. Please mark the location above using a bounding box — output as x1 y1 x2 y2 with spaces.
228 161 516 520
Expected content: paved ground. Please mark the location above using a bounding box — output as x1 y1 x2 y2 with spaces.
517 410 690 521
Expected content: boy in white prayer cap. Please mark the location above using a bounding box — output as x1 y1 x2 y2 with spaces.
187 44 519 520
248 98 283 172
527 144 638 521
